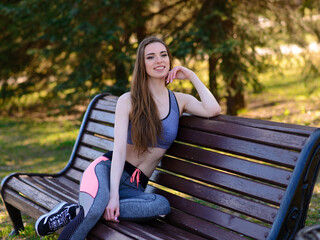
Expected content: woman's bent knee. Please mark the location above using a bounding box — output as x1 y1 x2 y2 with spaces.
154 194 171 215
119 193 171 221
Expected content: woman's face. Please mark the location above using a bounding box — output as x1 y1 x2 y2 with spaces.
144 42 170 81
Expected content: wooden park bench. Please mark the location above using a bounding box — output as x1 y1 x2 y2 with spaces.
1 92 320 240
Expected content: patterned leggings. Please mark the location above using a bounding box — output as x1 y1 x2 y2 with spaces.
58 151 171 240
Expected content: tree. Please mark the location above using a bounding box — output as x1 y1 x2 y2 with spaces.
1 0 315 116
0 0 151 111
277 0 320 94
168 0 268 115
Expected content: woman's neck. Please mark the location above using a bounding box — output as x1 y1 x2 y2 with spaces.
147 77 167 97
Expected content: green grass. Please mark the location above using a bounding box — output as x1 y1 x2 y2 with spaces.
0 117 80 180
0 117 80 239
239 68 320 126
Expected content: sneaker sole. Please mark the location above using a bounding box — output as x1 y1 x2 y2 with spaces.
35 201 69 236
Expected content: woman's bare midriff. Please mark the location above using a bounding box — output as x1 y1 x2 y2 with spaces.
126 143 167 177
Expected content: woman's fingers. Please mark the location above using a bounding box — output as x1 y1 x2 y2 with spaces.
115 208 120 222
166 66 191 84
103 206 120 222
173 66 181 80
167 67 178 83
108 208 114 220
166 71 173 84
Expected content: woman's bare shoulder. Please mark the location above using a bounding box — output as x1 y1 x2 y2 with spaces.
118 92 131 103
116 92 132 112
118 92 131 99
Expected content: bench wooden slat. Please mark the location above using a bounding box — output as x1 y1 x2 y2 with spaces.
21 176 76 203
119 222 176 240
151 186 271 240
3 188 47 220
44 178 78 198
116 221 197 240
33 176 78 200
95 99 117 112
157 157 285 205
73 157 91 172
86 121 115 139
177 127 299 168
90 109 115 124
97 97 118 105
6 177 59 209
215 115 315 136
52 176 80 191
180 116 308 151
144 220 209 240
92 221 169 240
89 222 134 240
166 143 292 187
150 170 278 223
65 168 83 183
167 208 249 240
81 133 114 152
77 145 105 160
102 95 119 102
18 176 63 202
168 205 269 240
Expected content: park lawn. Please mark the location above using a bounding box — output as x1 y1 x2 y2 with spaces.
239 69 320 126
0 69 319 238
0 117 80 239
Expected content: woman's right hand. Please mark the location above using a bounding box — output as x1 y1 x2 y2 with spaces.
103 197 120 222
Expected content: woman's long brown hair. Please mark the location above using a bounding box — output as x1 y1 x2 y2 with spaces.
130 36 172 155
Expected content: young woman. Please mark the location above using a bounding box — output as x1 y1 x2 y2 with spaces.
35 36 221 239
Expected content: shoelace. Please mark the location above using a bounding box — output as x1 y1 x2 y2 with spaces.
48 208 71 231
130 168 141 188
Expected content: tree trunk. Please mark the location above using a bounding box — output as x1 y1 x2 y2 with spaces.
208 54 220 102
226 73 245 115
114 60 128 95
220 2 245 116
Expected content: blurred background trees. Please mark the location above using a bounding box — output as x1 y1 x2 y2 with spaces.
0 0 319 116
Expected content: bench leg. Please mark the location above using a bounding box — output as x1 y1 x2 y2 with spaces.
4 202 24 236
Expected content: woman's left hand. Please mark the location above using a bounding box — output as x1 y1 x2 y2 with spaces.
165 66 195 84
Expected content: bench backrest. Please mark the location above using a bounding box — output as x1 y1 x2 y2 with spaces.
60 93 320 240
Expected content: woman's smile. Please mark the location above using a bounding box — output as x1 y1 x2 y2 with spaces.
154 65 166 71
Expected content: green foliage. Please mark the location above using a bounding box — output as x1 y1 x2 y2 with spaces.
0 0 151 111
1 0 320 115
168 0 270 114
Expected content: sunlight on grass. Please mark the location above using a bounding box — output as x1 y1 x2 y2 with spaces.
240 66 320 126
0 118 79 180
0 117 79 239
306 183 320 226
258 69 317 98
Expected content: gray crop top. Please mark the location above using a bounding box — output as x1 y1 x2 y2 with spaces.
127 89 180 149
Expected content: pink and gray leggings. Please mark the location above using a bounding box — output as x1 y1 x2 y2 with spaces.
58 151 171 240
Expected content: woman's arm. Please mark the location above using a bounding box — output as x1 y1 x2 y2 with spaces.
103 93 131 222
166 66 221 117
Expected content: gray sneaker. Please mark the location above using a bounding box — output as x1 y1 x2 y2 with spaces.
35 202 78 236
